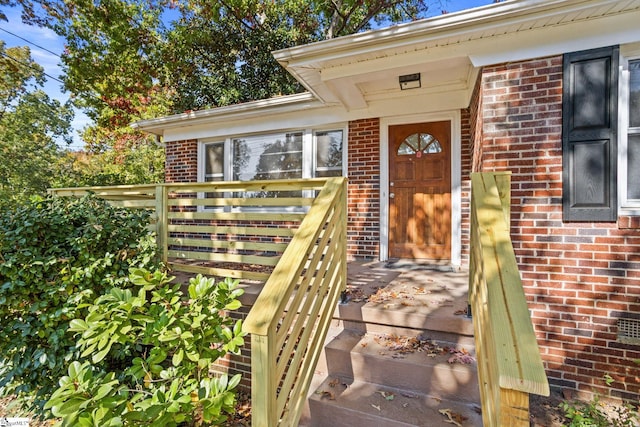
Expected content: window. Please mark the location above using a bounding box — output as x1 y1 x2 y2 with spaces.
203 142 224 182
621 58 640 210
315 130 344 177
232 132 303 181
397 133 442 156
199 128 345 198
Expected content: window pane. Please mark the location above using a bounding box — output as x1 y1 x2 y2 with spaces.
628 134 640 200
397 142 415 155
630 60 640 128
233 132 303 181
316 130 343 177
204 142 224 182
398 133 442 156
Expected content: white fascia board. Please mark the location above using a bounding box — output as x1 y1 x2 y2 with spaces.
274 0 625 69
160 103 351 143
469 9 640 66
131 92 322 136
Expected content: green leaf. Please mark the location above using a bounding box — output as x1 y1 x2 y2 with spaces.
224 299 242 311
69 319 89 332
172 348 184 366
53 397 87 416
92 344 111 363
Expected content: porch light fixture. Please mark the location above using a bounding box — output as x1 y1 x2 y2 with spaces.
399 73 421 90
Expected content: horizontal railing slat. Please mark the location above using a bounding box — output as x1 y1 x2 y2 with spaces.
164 178 327 193
166 262 271 281
168 237 288 253
166 224 296 237
168 197 314 207
168 250 280 266
167 211 306 222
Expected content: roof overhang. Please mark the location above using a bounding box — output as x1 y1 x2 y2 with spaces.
133 0 640 136
274 0 640 111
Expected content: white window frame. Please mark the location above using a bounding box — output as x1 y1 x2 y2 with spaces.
198 125 347 211
619 44 640 215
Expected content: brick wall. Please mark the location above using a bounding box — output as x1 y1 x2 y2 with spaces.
165 139 198 183
480 56 640 400
347 118 381 260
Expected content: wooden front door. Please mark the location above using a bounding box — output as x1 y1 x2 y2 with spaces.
389 121 451 260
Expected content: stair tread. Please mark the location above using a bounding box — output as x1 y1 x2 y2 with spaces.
326 329 476 365
306 377 483 427
338 265 473 335
323 329 479 401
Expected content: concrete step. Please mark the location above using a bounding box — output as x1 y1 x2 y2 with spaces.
305 377 483 427
323 329 479 402
336 265 473 337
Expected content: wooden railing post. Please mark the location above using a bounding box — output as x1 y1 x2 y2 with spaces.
250 331 278 427
469 172 549 427
155 184 168 264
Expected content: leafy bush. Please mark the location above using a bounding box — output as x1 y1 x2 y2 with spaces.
46 269 245 426
561 376 640 427
0 195 158 410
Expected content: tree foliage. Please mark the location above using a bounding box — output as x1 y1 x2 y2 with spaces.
14 0 439 114
6 0 442 186
0 42 73 206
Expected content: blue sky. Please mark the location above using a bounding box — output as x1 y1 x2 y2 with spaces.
0 0 497 150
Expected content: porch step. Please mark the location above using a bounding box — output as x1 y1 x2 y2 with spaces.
301 263 482 426
323 329 479 402
307 377 482 427
300 328 481 426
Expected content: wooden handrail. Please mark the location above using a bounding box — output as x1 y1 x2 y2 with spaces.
243 177 347 426
469 172 549 426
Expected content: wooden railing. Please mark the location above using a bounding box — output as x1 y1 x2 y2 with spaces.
469 172 549 426
50 178 348 426
243 177 347 426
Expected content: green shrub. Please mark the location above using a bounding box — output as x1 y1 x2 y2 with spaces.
561 376 639 427
0 195 158 410
45 269 245 426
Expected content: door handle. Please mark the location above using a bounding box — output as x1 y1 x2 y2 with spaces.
389 193 395 199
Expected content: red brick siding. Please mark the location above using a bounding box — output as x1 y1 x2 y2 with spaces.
165 139 198 183
480 56 640 400
347 118 381 260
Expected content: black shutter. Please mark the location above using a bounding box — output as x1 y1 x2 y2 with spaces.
562 46 619 222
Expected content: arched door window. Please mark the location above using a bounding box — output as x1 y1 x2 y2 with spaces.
397 133 442 157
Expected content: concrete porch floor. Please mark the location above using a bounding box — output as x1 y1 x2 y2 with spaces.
339 260 473 341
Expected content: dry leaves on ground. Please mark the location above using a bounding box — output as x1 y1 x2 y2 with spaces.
372 334 475 364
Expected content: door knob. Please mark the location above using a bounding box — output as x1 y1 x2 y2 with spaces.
389 193 395 199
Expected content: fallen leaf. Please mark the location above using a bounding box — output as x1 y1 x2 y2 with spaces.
371 404 381 411
328 378 340 388
448 348 476 364
376 391 395 400
439 409 467 426
316 390 335 400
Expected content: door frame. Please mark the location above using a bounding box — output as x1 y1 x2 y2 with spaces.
379 111 462 266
